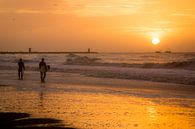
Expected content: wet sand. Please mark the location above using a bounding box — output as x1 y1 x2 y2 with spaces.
0 70 194 129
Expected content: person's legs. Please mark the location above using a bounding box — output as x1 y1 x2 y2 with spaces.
21 71 23 80
43 72 46 81
40 72 43 81
18 70 21 80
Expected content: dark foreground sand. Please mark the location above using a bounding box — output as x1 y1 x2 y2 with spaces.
0 70 194 129
0 112 75 129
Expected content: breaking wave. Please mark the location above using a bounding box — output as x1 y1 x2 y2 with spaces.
65 53 101 65
64 54 195 70
0 53 195 85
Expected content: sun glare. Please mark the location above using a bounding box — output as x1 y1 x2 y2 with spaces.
152 38 160 45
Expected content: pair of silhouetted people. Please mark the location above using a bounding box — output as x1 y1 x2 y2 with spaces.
18 58 48 82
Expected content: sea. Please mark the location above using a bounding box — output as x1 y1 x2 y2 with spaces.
0 52 195 129
0 52 195 85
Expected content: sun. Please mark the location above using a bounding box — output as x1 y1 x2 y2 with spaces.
152 37 160 45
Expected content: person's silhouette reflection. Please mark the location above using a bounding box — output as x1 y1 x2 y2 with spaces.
39 84 45 107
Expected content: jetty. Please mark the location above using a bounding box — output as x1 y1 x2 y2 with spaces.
0 48 97 54
0 51 98 54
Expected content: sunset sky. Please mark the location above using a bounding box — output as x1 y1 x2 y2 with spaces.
0 0 195 52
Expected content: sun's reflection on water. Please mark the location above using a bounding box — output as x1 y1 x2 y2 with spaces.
147 106 158 121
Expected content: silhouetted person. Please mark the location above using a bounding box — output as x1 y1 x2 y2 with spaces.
18 58 25 80
39 58 47 82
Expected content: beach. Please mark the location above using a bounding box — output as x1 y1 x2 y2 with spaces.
0 69 194 129
1 0 195 128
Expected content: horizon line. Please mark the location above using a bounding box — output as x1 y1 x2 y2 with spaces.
0 51 195 54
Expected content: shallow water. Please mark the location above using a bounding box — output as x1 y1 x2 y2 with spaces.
0 79 194 129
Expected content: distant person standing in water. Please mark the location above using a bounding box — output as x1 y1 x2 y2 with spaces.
18 58 25 80
39 58 47 82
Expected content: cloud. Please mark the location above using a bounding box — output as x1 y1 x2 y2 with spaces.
0 0 152 17
65 0 147 17
14 9 47 14
121 26 172 32
0 0 194 19
119 26 173 39
171 13 195 17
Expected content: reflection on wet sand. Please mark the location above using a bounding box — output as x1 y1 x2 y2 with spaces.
39 83 45 108
0 84 194 129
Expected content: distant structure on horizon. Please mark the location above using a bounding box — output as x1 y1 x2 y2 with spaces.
88 48 91 53
164 50 172 53
29 48 32 53
155 50 172 53
0 48 98 54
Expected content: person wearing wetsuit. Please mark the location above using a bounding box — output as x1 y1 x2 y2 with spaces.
18 58 25 80
39 58 47 82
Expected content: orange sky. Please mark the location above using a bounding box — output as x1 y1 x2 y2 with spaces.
0 0 195 52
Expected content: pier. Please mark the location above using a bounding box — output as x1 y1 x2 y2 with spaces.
0 51 98 54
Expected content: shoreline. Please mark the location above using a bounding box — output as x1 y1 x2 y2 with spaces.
0 70 194 94
1 65 194 85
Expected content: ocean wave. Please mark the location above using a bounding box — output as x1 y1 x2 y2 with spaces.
162 59 195 69
0 54 195 85
12 59 38 63
1 54 194 71
140 58 195 70
0 58 13 63
64 54 195 70
65 53 101 65
0 66 38 71
1 64 195 85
